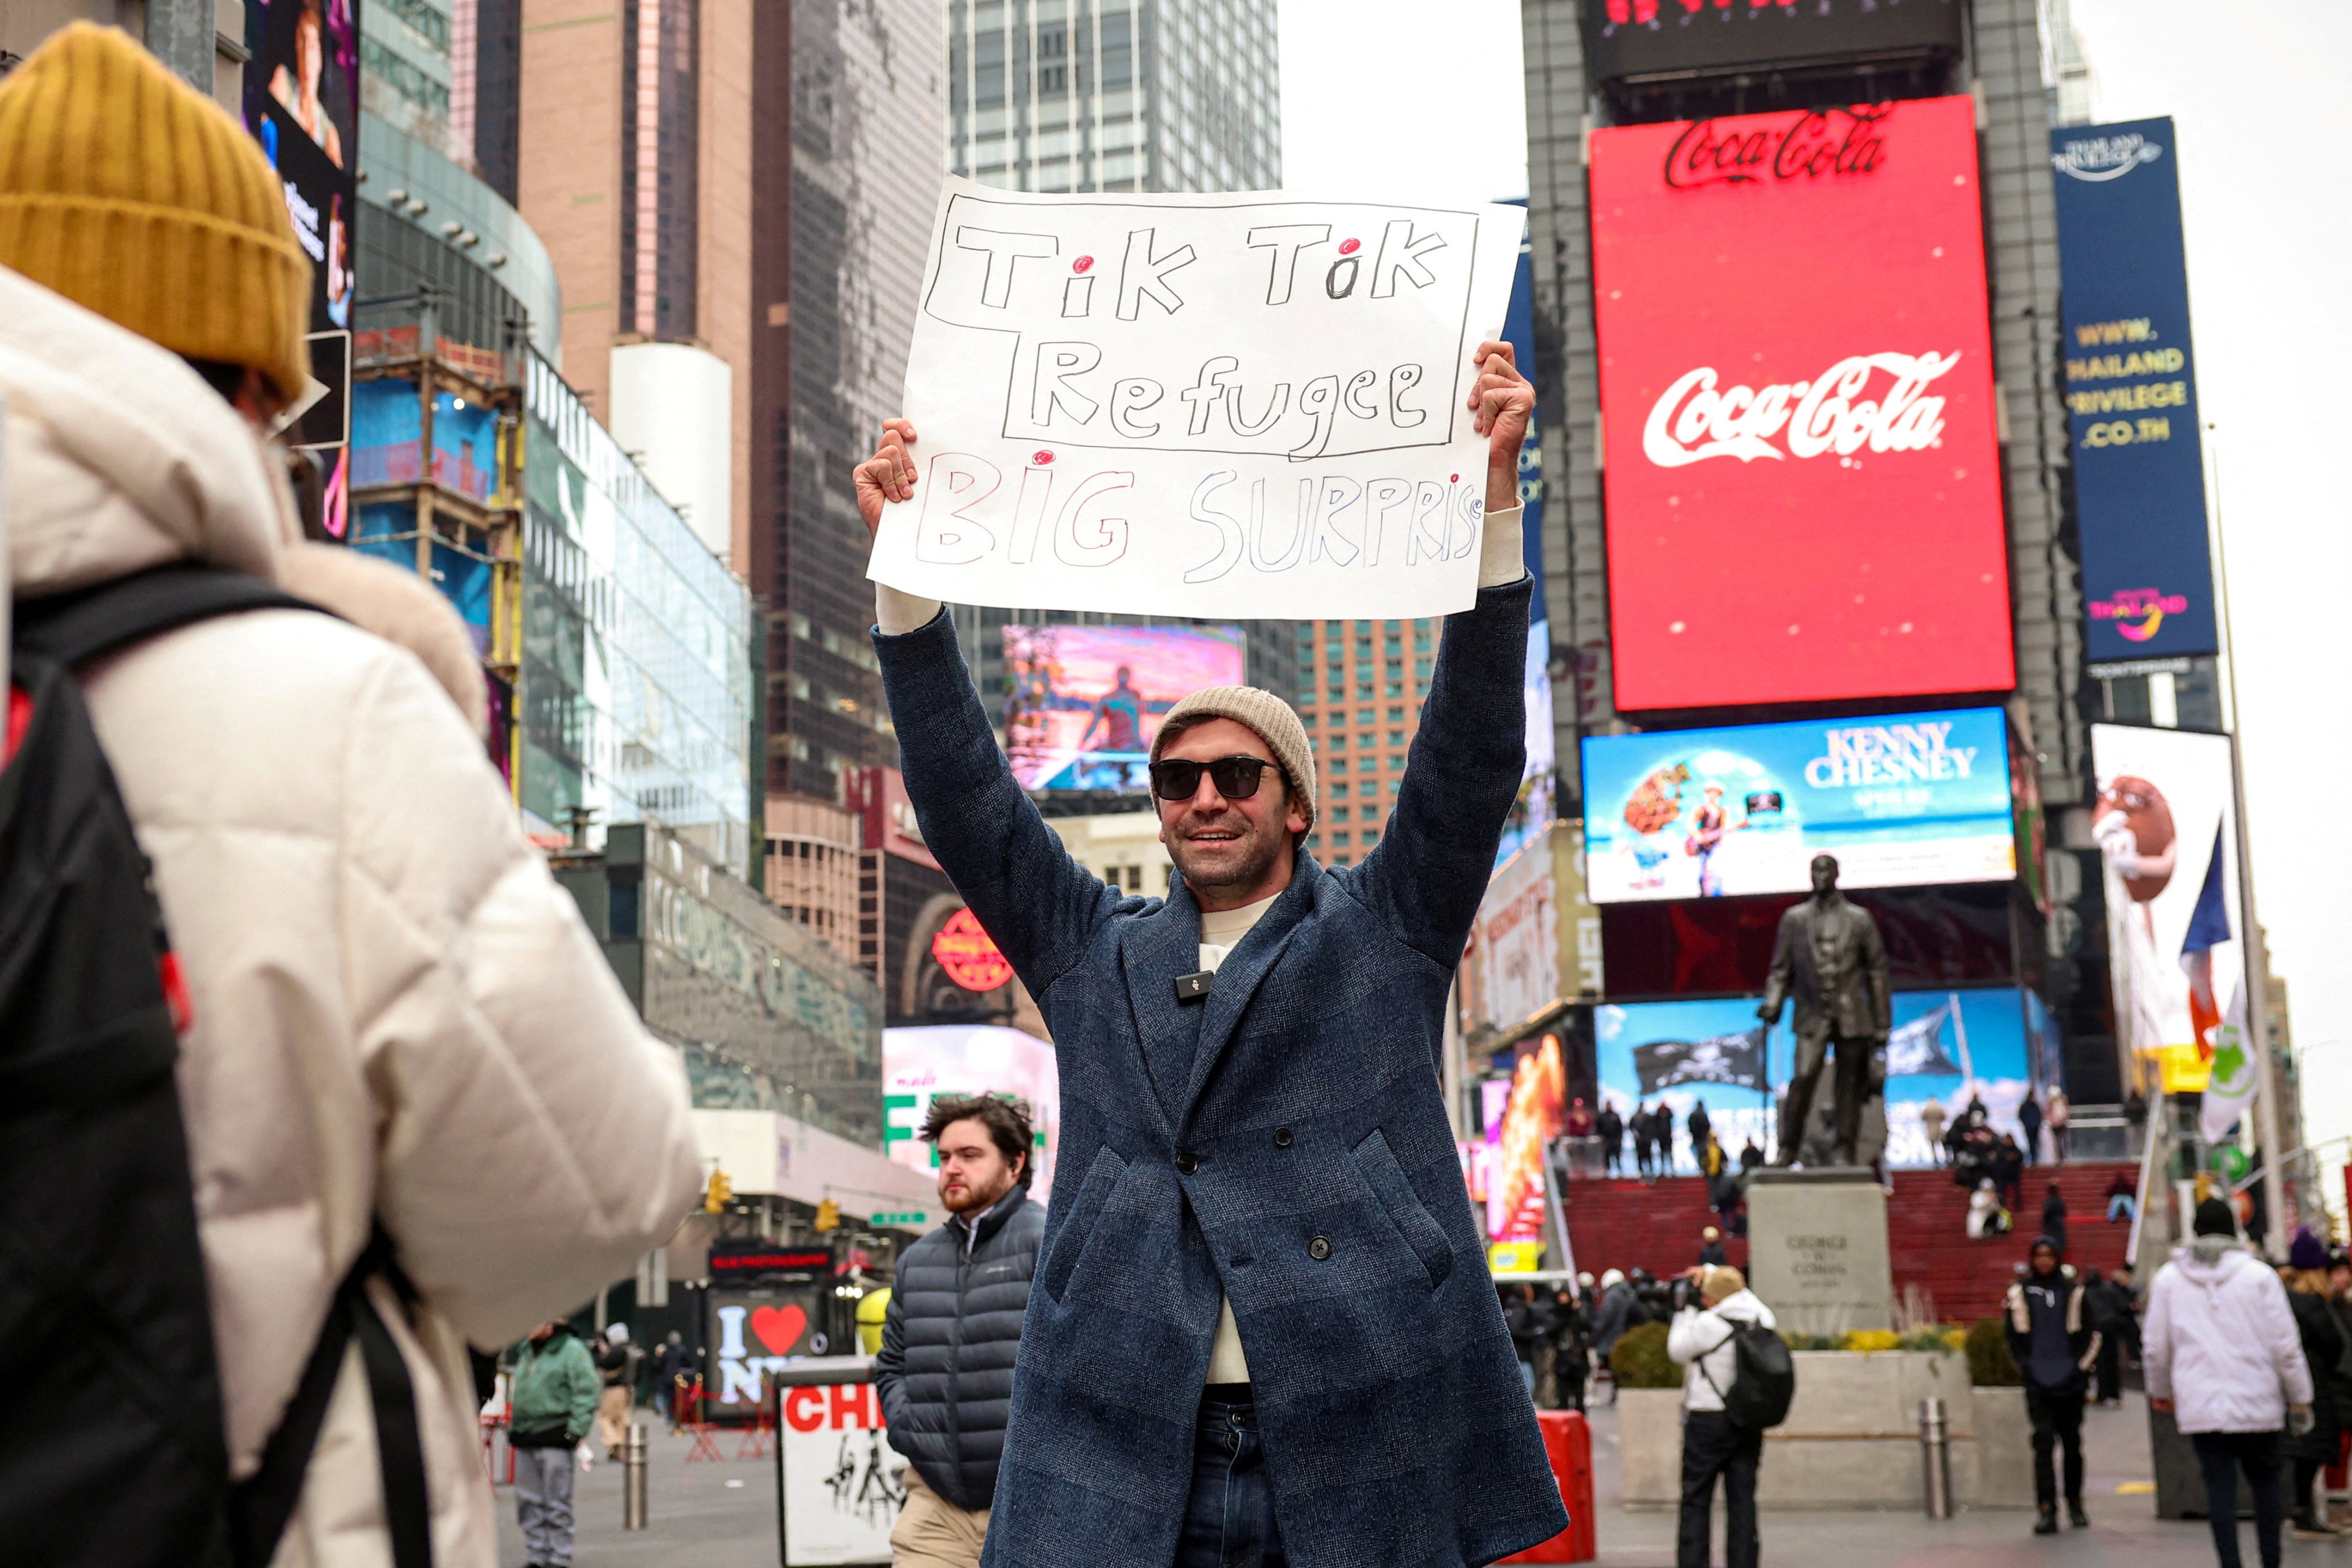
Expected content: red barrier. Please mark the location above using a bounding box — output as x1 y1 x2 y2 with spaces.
1499 1410 1597 1565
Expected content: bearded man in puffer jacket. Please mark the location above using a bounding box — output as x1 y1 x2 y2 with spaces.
0 25 701 1567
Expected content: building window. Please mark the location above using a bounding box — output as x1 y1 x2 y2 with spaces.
975 28 1006 109
1038 21 1068 96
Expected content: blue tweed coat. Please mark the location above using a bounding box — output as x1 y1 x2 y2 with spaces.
872 577 1566 1568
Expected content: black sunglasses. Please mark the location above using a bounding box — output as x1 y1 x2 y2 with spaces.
1149 755 1276 802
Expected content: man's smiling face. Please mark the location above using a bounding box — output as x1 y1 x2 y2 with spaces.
1154 717 1310 901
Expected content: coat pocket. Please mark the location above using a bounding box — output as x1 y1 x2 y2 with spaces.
1040 1146 1127 1301
1350 1129 1454 1292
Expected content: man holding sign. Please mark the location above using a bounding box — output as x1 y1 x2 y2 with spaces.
855 325 1565 1566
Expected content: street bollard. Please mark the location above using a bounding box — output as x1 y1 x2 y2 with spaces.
623 1421 648 1530
1918 1396 1953 1520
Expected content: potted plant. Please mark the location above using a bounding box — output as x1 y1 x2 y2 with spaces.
1609 1322 1686 1507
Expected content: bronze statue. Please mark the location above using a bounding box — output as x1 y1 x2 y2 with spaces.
1758 853 1890 1167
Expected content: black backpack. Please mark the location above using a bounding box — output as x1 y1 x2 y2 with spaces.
1 566 434 1568
1699 1317 1797 1431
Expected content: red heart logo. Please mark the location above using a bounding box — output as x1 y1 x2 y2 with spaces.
750 1304 808 1356
1338 238 1361 256
1072 256 1094 273
1033 450 1055 465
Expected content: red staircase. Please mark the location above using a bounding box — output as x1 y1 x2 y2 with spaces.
1560 1160 2135 1323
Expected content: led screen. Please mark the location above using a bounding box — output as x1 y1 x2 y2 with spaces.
1581 706 2014 903
1003 624 1245 790
1590 96 2014 710
1595 986 2036 1170
1581 0 1963 86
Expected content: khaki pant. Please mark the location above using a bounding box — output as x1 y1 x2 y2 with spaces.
890 1466 989 1568
596 1384 633 1455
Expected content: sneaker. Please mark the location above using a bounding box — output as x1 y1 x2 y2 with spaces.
2034 1509 2059 1536
2068 1503 2091 1529
2291 1518 2338 1541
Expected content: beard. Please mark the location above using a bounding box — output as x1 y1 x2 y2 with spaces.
1167 813 1287 891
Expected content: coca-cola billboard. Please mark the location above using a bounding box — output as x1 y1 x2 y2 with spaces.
1591 96 2014 712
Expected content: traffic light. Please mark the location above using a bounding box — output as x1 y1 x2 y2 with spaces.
814 1198 841 1232
704 1168 733 1214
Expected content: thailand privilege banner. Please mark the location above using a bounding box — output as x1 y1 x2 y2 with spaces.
1581 707 2014 903
2049 118 2220 662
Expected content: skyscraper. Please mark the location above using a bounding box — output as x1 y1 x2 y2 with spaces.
939 0 1296 730
946 0 1280 195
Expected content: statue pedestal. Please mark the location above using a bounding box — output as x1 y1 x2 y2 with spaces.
1744 1168 1894 1337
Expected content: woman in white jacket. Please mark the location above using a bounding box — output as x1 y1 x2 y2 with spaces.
2145 1198 2315 1568
0 26 701 1565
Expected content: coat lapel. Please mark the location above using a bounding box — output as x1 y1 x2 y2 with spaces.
1179 858 1320 1120
1120 882 1203 1134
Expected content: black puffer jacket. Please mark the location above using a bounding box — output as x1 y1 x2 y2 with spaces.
874 1188 1045 1509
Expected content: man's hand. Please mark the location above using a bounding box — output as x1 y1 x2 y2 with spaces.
1467 339 1534 513
2149 1397 2174 1413
853 418 918 539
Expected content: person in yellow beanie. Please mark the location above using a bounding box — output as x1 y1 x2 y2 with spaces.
0 21 313 418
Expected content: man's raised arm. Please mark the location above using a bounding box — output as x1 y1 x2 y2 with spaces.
860 419 1119 998
1354 341 1535 967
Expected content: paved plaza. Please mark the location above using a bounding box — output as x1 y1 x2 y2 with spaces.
496 1389 2334 1567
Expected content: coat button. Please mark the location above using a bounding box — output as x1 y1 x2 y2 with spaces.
1175 1150 1199 1175
1308 1236 1332 1261
1273 1127 1293 1148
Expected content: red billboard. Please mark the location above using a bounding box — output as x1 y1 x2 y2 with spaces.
1591 97 2014 710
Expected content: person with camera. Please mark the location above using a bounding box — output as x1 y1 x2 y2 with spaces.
1669 1266 1780 1568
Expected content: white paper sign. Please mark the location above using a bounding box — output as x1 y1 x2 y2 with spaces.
873 180 1524 618
779 1381 901 1565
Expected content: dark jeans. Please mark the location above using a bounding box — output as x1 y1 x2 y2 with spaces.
2094 1339 2123 1403
2026 1388 2085 1508
1678 1410 1762 1568
1178 1391 1285 1568
2192 1429 2285 1568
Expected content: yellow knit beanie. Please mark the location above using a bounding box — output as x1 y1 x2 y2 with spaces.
0 23 312 407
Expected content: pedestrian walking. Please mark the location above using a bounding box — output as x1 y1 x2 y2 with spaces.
2281 1229 2351 1539
655 1331 692 1429
1504 1283 1546 1397
2046 1089 2072 1163
856 346 1569 1565
874 1096 1045 1568
1593 1268 1637 1404
1688 1100 1713 1175
2144 1198 2315 1568
509 1321 601 1568
1551 1287 1592 1413
2084 1268 2138 1405
1921 1100 1949 1164
0 28 699 1567
2005 1237 2099 1534
1633 1102 1656 1176
594 1324 638 1459
2019 1092 2045 1165
2041 1181 2069 1259
1669 1265 1780 1568
1600 1102 1627 1176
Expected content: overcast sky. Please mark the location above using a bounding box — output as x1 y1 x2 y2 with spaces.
1281 1 2352 1207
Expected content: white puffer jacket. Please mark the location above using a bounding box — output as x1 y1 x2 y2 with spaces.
1 266 703 1565
2144 1236 2313 1434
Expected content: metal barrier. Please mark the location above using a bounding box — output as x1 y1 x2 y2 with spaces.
623 1422 649 1530
1919 1397 1953 1520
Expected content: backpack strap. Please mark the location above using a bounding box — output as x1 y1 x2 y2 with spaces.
228 1229 435 1568
1695 1322 1739 1405
13 563 333 670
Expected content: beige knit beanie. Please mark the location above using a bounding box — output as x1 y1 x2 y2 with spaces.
1151 686 1318 831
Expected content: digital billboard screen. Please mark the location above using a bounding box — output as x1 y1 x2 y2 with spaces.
2089 724 2245 1111
1589 96 2014 710
1003 624 1245 790
1581 706 2015 903
2049 119 2219 662
1595 984 2036 1169
1582 0 1963 86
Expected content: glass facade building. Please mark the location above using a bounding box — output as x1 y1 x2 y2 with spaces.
945 0 1280 194
523 356 758 873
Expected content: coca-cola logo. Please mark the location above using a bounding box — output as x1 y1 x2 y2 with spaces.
1643 352 1959 469
1664 105 1892 190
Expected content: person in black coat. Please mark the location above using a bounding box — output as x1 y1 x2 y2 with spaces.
1550 1287 1591 1412
1598 1102 1627 1176
2040 1181 2069 1259
2005 1237 2099 1534
1633 1103 1657 1177
1686 1100 1712 1173
2284 1231 2351 1539
2018 1093 2044 1165
874 1095 1046 1567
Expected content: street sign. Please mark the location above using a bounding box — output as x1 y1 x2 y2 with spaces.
870 1211 927 1228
